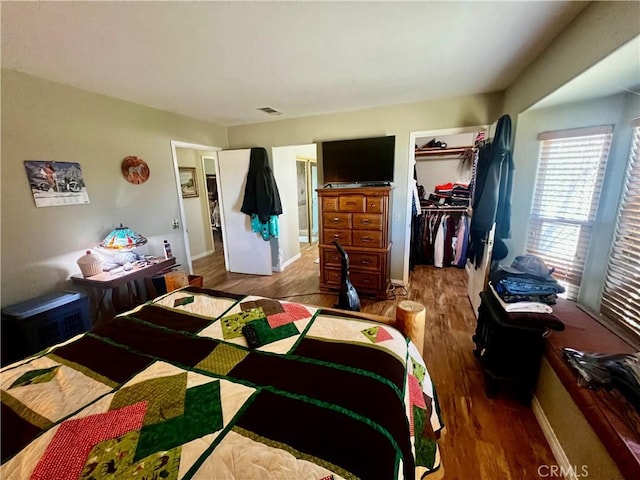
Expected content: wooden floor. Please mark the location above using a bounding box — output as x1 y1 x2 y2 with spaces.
193 243 559 479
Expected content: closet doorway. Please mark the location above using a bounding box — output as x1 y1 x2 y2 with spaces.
403 126 486 283
296 156 318 245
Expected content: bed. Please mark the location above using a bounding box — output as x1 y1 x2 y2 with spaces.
1 286 443 479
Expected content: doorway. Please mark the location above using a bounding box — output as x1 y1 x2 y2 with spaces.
203 157 223 254
170 141 222 274
296 156 318 245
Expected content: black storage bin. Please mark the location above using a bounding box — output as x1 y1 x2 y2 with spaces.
473 291 548 403
1 291 90 365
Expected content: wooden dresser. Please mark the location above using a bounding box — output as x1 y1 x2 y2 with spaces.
317 186 392 298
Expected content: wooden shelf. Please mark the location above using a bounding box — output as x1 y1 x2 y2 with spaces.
415 146 473 159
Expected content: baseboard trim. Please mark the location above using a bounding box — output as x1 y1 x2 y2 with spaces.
275 252 301 272
532 395 577 480
191 250 214 261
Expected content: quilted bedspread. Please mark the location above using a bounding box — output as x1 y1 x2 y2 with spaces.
1 287 443 479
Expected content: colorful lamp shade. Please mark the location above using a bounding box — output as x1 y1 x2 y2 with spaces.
98 224 147 251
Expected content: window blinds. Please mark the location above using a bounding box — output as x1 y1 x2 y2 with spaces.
527 126 613 300
600 121 640 337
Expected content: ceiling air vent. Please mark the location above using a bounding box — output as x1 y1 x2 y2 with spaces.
257 107 283 116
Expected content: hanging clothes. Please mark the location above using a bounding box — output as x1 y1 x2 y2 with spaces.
424 212 440 265
410 209 468 268
433 214 447 268
453 214 469 268
468 114 514 265
240 147 283 240
443 214 457 266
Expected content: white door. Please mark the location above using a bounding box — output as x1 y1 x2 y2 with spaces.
216 149 272 275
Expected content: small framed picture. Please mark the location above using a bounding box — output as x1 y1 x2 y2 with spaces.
179 167 198 198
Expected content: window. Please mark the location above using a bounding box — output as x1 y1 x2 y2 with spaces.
600 121 640 337
527 126 613 300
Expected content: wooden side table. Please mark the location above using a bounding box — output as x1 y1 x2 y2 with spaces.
71 257 176 323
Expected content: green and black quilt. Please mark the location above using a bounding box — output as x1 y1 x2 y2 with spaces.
1 287 443 479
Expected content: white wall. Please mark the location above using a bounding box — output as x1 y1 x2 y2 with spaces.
504 1 640 118
271 144 317 270
0 70 228 306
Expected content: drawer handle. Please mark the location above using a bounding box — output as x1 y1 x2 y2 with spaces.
333 234 341 239
361 278 371 284
332 217 341 223
346 201 357 205
332 255 341 262
370 203 376 208
360 236 371 242
361 259 372 265
361 219 372 224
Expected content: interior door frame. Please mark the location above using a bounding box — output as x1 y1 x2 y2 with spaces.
201 155 219 254
405 126 487 285
295 155 317 244
170 140 222 274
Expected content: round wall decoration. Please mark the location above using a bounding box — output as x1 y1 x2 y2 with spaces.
121 156 150 184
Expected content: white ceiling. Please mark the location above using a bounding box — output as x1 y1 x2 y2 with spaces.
1 1 590 127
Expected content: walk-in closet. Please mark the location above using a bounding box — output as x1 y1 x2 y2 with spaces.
410 130 484 269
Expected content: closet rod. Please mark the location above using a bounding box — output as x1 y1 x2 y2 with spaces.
421 206 469 212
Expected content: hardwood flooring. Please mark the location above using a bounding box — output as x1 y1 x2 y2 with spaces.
193 243 559 479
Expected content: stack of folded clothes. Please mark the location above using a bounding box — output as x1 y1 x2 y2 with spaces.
489 254 565 313
435 182 471 207
421 182 471 208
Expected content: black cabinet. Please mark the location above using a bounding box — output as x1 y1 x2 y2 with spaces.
473 291 548 404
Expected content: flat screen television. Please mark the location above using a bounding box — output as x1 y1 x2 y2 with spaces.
321 135 395 185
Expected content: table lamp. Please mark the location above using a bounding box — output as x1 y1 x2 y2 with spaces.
98 224 147 267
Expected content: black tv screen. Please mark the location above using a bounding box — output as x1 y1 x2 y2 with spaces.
322 135 395 184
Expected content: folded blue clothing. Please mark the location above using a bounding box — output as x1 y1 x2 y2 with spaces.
495 289 558 305
490 269 564 290
495 277 564 296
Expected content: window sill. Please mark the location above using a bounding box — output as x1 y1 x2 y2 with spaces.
543 298 640 480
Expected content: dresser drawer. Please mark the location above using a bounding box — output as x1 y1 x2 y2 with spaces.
366 196 384 213
352 230 383 248
351 271 382 291
322 268 382 292
353 213 383 230
323 249 381 271
323 229 352 246
322 197 339 212
338 195 365 212
323 249 343 268
322 267 342 286
323 212 351 230
349 251 381 270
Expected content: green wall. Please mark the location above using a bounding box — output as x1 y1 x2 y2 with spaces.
1 70 227 306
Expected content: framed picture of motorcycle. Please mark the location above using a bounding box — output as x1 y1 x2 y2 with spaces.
23 160 90 207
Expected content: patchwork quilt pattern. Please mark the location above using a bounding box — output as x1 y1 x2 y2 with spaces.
1 287 443 480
